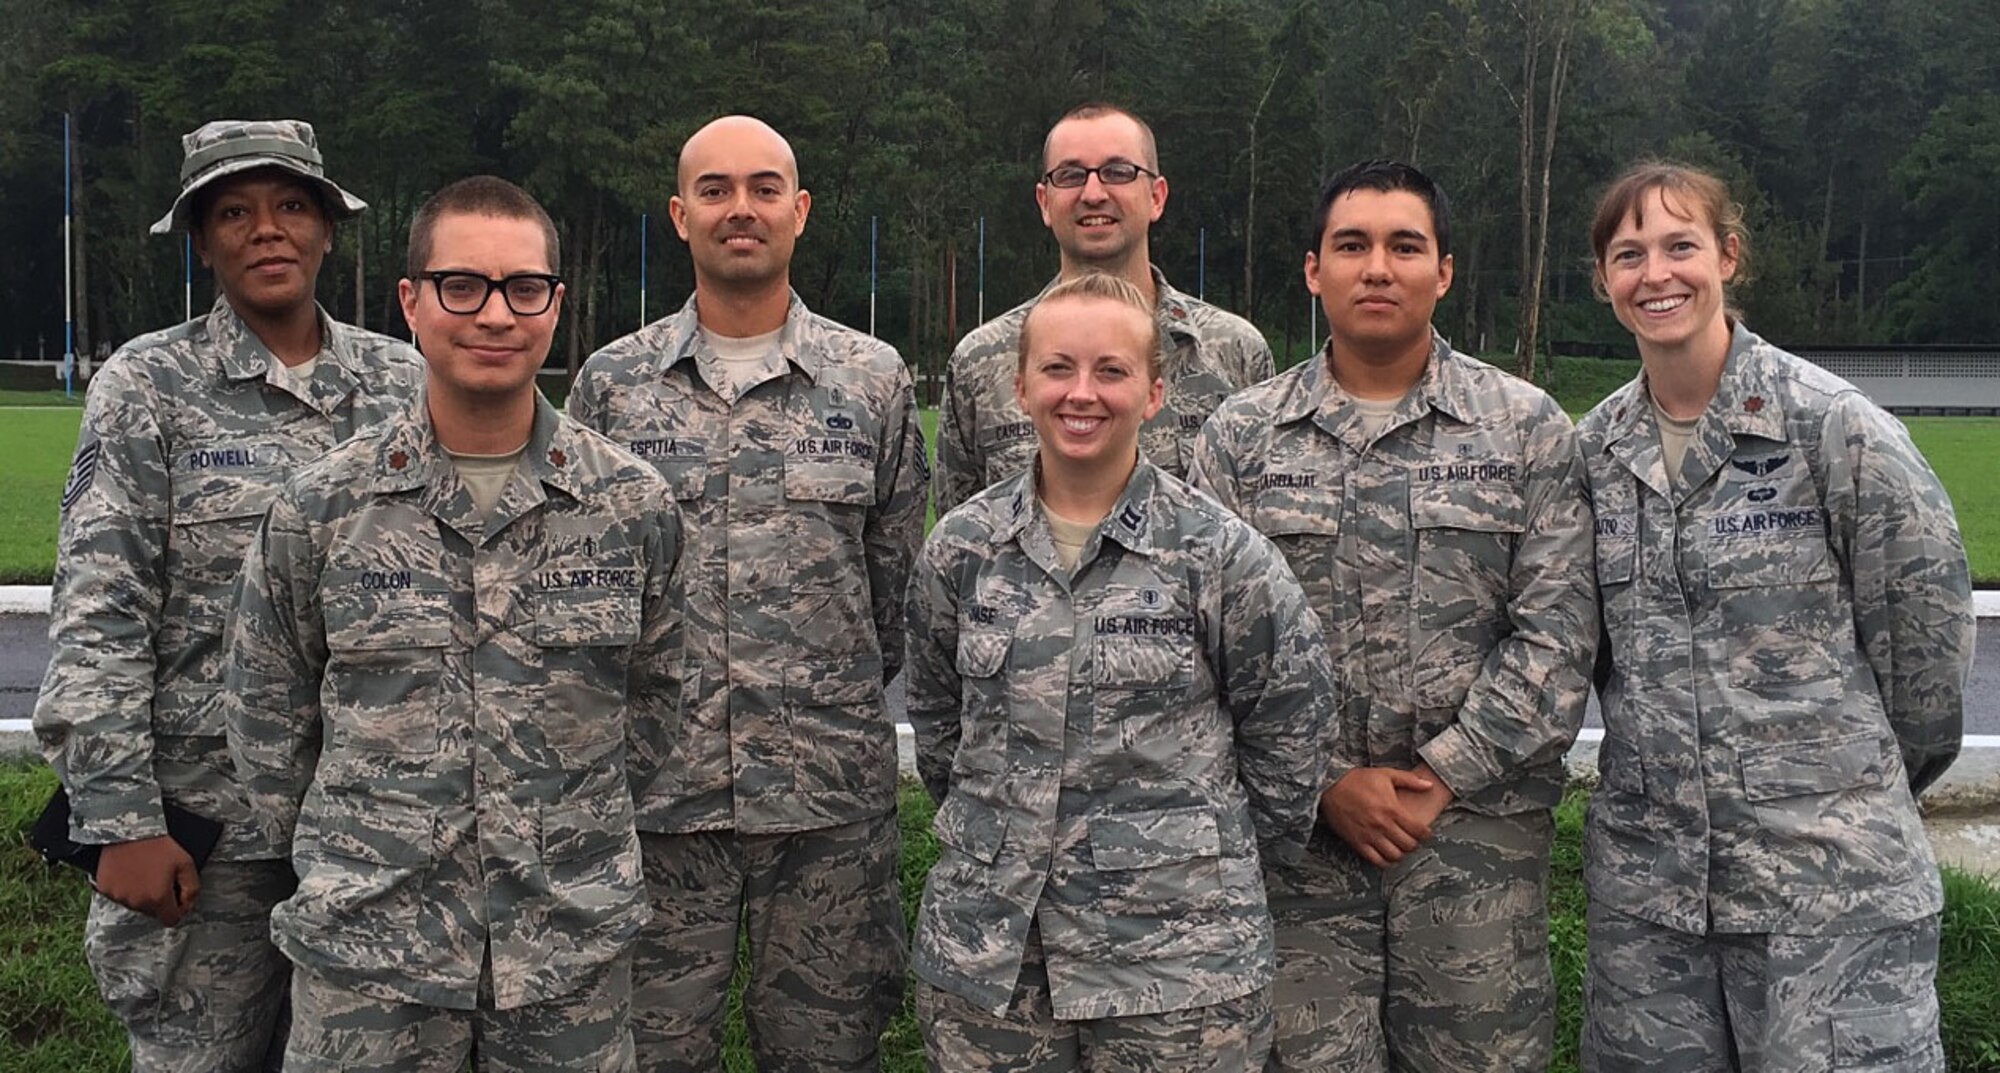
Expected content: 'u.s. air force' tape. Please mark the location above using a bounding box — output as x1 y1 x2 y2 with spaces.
59 440 101 512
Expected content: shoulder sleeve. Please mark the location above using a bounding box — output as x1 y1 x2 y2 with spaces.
904 530 966 804
1213 519 1335 865
936 341 983 519
223 486 328 847
867 354 926 682
34 353 174 845
1822 395 1972 794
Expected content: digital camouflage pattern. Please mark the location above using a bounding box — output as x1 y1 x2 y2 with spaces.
935 267 1272 516
33 295 422 1070
83 859 296 1072
150 119 366 235
905 461 1334 1022
1190 335 1597 1072
1580 904 1943 1073
567 291 927 835
1576 324 1968 1068
1576 322 1972 939
570 291 920 1070
283 956 636 1072
38 297 423 861
916 928 1274 1072
630 814 906 1072
225 394 684 1013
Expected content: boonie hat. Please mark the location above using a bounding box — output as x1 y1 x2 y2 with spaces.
149 119 367 235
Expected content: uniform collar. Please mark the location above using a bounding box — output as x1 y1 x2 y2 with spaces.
372 390 583 499
1600 320 1788 500
996 457 1162 560
1032 265 1201 345
207 295 361 413
1278 331 1469 432
660 290 825 383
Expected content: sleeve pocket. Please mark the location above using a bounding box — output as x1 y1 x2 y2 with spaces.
932 793 1006 865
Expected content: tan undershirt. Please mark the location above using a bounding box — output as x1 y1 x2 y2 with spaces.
1351 394 1402 440
699 326 787 402
446 444 528 517
1650 392 1701 488
1041 501 1102 572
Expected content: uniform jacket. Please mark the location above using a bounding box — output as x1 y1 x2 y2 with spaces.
568 292 926 835
936 267 1273 516
225 395 684 1010
1191 336 1598 816
905 461 1334 1020
35 297 423 861
1578 323 1972 936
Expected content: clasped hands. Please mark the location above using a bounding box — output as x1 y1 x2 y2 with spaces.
1319 762 1453 869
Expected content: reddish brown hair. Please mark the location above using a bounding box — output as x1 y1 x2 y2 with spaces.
1588 161 1750 301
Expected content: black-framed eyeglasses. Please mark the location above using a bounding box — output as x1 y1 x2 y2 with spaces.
421 271 562 316
1040 162 1158 189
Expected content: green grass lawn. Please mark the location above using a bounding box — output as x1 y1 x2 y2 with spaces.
4 765 1997 1071
0 410 82 584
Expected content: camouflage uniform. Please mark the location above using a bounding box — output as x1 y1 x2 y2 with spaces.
1190 335 1598 1073
568 291 925 1072
36 295 422 1072
223 394 683 1070
905 461 1334 1071
1576 323 1970 1072
936 267 1272 516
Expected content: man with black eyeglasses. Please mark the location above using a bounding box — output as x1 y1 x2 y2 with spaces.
935 102 1275 517
226 175 684 1071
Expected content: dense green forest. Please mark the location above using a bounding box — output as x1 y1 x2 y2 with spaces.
2 0 1996 389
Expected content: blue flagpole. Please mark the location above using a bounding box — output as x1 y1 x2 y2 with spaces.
639 212 648 326
63 112 74 398
869 215 878 338
977 216 986 324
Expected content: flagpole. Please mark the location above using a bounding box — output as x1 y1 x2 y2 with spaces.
62 112 74 398
639 212 648 326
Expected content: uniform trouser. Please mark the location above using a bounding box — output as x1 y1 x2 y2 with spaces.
82 857 295 1073
631 809 907 1072
280 952 633 1071
1264 808 1554 1072
1579 903 1944 1073
917 926 1273 1072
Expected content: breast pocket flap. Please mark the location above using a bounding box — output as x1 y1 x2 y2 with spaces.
535 588 641 647
1739 732 1883 801
324 590 453 651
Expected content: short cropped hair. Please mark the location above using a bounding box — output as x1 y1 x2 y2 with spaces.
1309 159 1451 258
1043 102 1160 174
406 176 561 279
1018 272 1162 379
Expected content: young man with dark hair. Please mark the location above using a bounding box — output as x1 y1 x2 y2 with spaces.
34 118 423 1072
226 175 684 1071
1191 159 1598 1072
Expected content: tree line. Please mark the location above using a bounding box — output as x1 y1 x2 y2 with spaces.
2 0 1995 391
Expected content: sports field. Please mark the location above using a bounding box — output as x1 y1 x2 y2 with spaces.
3 395 1995 584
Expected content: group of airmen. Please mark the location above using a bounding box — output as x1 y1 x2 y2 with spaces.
31 99 1972 1073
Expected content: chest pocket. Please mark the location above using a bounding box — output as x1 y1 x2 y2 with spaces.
1705 523 1842 688
535 585 643 752
953 630 1011 776
1255 482 1339 623
167 463 285 626
1410 480 1524 630
784 426 877 506
324 588 453 755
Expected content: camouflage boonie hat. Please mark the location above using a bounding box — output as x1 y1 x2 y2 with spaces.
150 119 367 235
